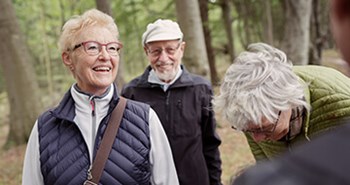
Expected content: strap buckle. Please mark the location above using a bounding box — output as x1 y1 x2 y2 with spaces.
83 180 97 185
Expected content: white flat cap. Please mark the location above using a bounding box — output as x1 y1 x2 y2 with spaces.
142 19 183 46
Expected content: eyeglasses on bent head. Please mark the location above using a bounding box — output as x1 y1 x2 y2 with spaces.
232 111 282 135
71 41 123 56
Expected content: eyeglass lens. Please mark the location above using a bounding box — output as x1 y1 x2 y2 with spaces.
73 41 122 56
148 43 180 57
232 111 282 134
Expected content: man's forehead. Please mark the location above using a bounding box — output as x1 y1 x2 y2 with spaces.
146 40 181 48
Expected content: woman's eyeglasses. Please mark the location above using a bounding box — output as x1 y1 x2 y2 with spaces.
71 41 123 56
232 111 282 134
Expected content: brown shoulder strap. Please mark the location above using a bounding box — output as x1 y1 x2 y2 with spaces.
85 97 127 184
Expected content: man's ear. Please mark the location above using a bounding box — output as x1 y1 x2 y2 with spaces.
62 52 74 70
180 41 186 51
143 47 148 56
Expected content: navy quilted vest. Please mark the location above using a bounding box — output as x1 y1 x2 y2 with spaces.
38 90 151 185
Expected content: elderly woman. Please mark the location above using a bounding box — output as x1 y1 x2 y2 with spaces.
22 9 179 185
214 42 350 161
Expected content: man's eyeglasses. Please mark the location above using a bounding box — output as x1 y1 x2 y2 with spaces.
146 43 181 57
72 41 123 56
233 111 282 134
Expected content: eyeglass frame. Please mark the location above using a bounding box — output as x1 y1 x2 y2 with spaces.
70 41 123 56
232 111 282 135
145 42 182 57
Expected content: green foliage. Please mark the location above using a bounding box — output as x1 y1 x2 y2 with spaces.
112 0 177 80
207 2 229 51
13 0 96 95
11 0 270 89
7 0 333 94
12 0 180 85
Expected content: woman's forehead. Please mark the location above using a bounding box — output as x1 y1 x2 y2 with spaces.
246 116 272 127
75 27 118 43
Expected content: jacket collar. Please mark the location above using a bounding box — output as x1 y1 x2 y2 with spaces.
136 64 195 89
50 83 120 122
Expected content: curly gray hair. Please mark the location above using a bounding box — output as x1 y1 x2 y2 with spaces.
213 43 309 130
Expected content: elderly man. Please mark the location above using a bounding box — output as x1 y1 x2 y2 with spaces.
122 19 222 185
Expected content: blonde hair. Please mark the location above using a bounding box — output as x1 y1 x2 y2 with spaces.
213 43 309 130
58 9 119 53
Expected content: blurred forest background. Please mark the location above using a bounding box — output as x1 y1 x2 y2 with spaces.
0 0 347 184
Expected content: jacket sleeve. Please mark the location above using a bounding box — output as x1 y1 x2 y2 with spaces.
245 134 268 161
22 121 44 185
245 134 289 161
202 87 223 185
149 108 179 185
120 85 131 99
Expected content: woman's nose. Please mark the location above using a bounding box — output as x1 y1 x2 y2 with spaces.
98 47 111 61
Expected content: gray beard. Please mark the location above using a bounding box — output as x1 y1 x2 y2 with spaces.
155 68 177 83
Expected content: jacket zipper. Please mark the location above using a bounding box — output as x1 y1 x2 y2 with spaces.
165 91 171 123
89 96 97 155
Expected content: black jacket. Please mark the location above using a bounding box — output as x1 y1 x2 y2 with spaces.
233 121 350 185
122 65 222 185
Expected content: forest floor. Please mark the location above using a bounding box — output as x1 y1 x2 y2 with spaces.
0 50 347 185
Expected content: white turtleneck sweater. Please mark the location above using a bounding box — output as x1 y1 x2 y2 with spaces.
22 84 179 185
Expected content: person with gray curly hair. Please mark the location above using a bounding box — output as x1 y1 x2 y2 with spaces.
230 2 350 184
214 42 350 161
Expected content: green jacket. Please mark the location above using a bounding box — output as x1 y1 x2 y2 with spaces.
247 65 350 161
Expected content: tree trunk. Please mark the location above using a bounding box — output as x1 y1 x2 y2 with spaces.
39 1 54 96
0 0 42 149
280 0 312 65
58 0 66 28
220 0 235 63
309 0 322 65
96 0 112 15
198 0 220 85
175 0 209 76
95 0 125 92
263 0 274 45
232 0 254 49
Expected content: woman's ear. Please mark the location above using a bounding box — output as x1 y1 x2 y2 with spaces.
62 52 74 71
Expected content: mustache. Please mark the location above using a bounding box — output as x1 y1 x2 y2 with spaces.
155 61 173 65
